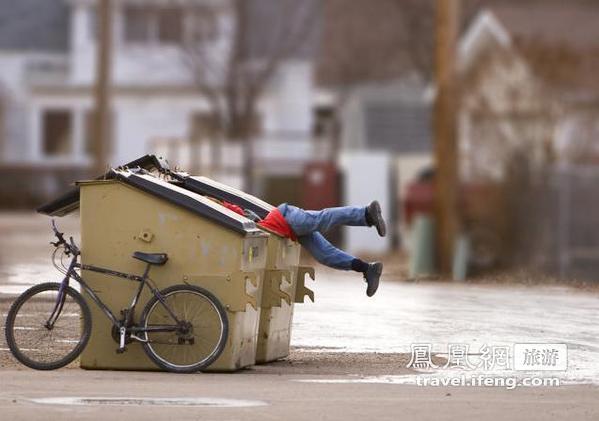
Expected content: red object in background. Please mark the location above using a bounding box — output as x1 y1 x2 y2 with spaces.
301 161 339 211
403 180 435 226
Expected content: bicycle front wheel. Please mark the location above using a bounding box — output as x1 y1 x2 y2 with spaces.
5 282 92 370
141 284 228 373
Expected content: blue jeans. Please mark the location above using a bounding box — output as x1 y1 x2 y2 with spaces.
278 203 368 270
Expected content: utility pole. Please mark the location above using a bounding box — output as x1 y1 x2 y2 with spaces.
434 0 460 275
93 0 113 174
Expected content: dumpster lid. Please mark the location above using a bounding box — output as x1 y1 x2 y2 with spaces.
37 155 169 216
82 169 264 236
170 173 275 219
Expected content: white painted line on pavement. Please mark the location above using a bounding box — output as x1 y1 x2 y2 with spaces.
29 397 269 408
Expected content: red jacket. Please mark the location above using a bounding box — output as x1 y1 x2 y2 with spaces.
222 201 296 241
258 208 297 241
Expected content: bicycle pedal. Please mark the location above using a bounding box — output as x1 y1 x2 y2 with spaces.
119 326 127 349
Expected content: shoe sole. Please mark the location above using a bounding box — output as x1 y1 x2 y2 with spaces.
369 201 387 237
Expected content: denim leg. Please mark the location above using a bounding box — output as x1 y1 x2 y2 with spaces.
279 203 367 237
298 232 355 270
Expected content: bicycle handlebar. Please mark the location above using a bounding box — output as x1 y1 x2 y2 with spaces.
69 236 80 255
51 219 66 244
50 219 80 256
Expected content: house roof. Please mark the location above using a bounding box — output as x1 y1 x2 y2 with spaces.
0 0 69 52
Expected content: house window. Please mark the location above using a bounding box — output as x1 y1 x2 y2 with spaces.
313 106 335 138
158 7 183 43
124 6 183 44
124 7 153 43
42 110 72 156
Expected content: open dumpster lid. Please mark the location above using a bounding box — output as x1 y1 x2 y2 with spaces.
170 174 275 219
37 155 168 217
77 169 264 236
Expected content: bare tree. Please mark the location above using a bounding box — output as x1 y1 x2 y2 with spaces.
184 0 320 192
316 0 435 152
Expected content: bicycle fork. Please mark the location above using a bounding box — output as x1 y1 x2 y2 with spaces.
45 274 72 330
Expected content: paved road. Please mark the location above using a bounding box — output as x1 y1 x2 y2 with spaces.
1 369 597 421
1 213 599 420
293 271 599 385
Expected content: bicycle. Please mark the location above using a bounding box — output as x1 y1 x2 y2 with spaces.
4 220 229 373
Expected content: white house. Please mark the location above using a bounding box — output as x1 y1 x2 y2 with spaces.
0 0 318 197
457 6 599 181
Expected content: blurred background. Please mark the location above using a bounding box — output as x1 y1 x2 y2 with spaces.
0 0 598 281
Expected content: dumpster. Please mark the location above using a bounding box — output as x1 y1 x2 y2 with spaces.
165 172 316 363
40 168 268 371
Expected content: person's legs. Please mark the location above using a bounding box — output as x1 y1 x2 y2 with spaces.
299 232 383 296
298 232 357 270
279 203 367 237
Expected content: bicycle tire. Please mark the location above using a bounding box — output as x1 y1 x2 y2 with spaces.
141 284 228 373
5 282 92 370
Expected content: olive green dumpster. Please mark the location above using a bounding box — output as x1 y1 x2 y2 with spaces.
166 173 316 363
44 168 269 371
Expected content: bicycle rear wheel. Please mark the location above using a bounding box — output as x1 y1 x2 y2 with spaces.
141 284 228 373
4 282 92 370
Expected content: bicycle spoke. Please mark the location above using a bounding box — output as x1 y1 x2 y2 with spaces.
144 288 226 369
7 284 88 368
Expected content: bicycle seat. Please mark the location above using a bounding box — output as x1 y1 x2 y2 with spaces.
133 252 168 266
